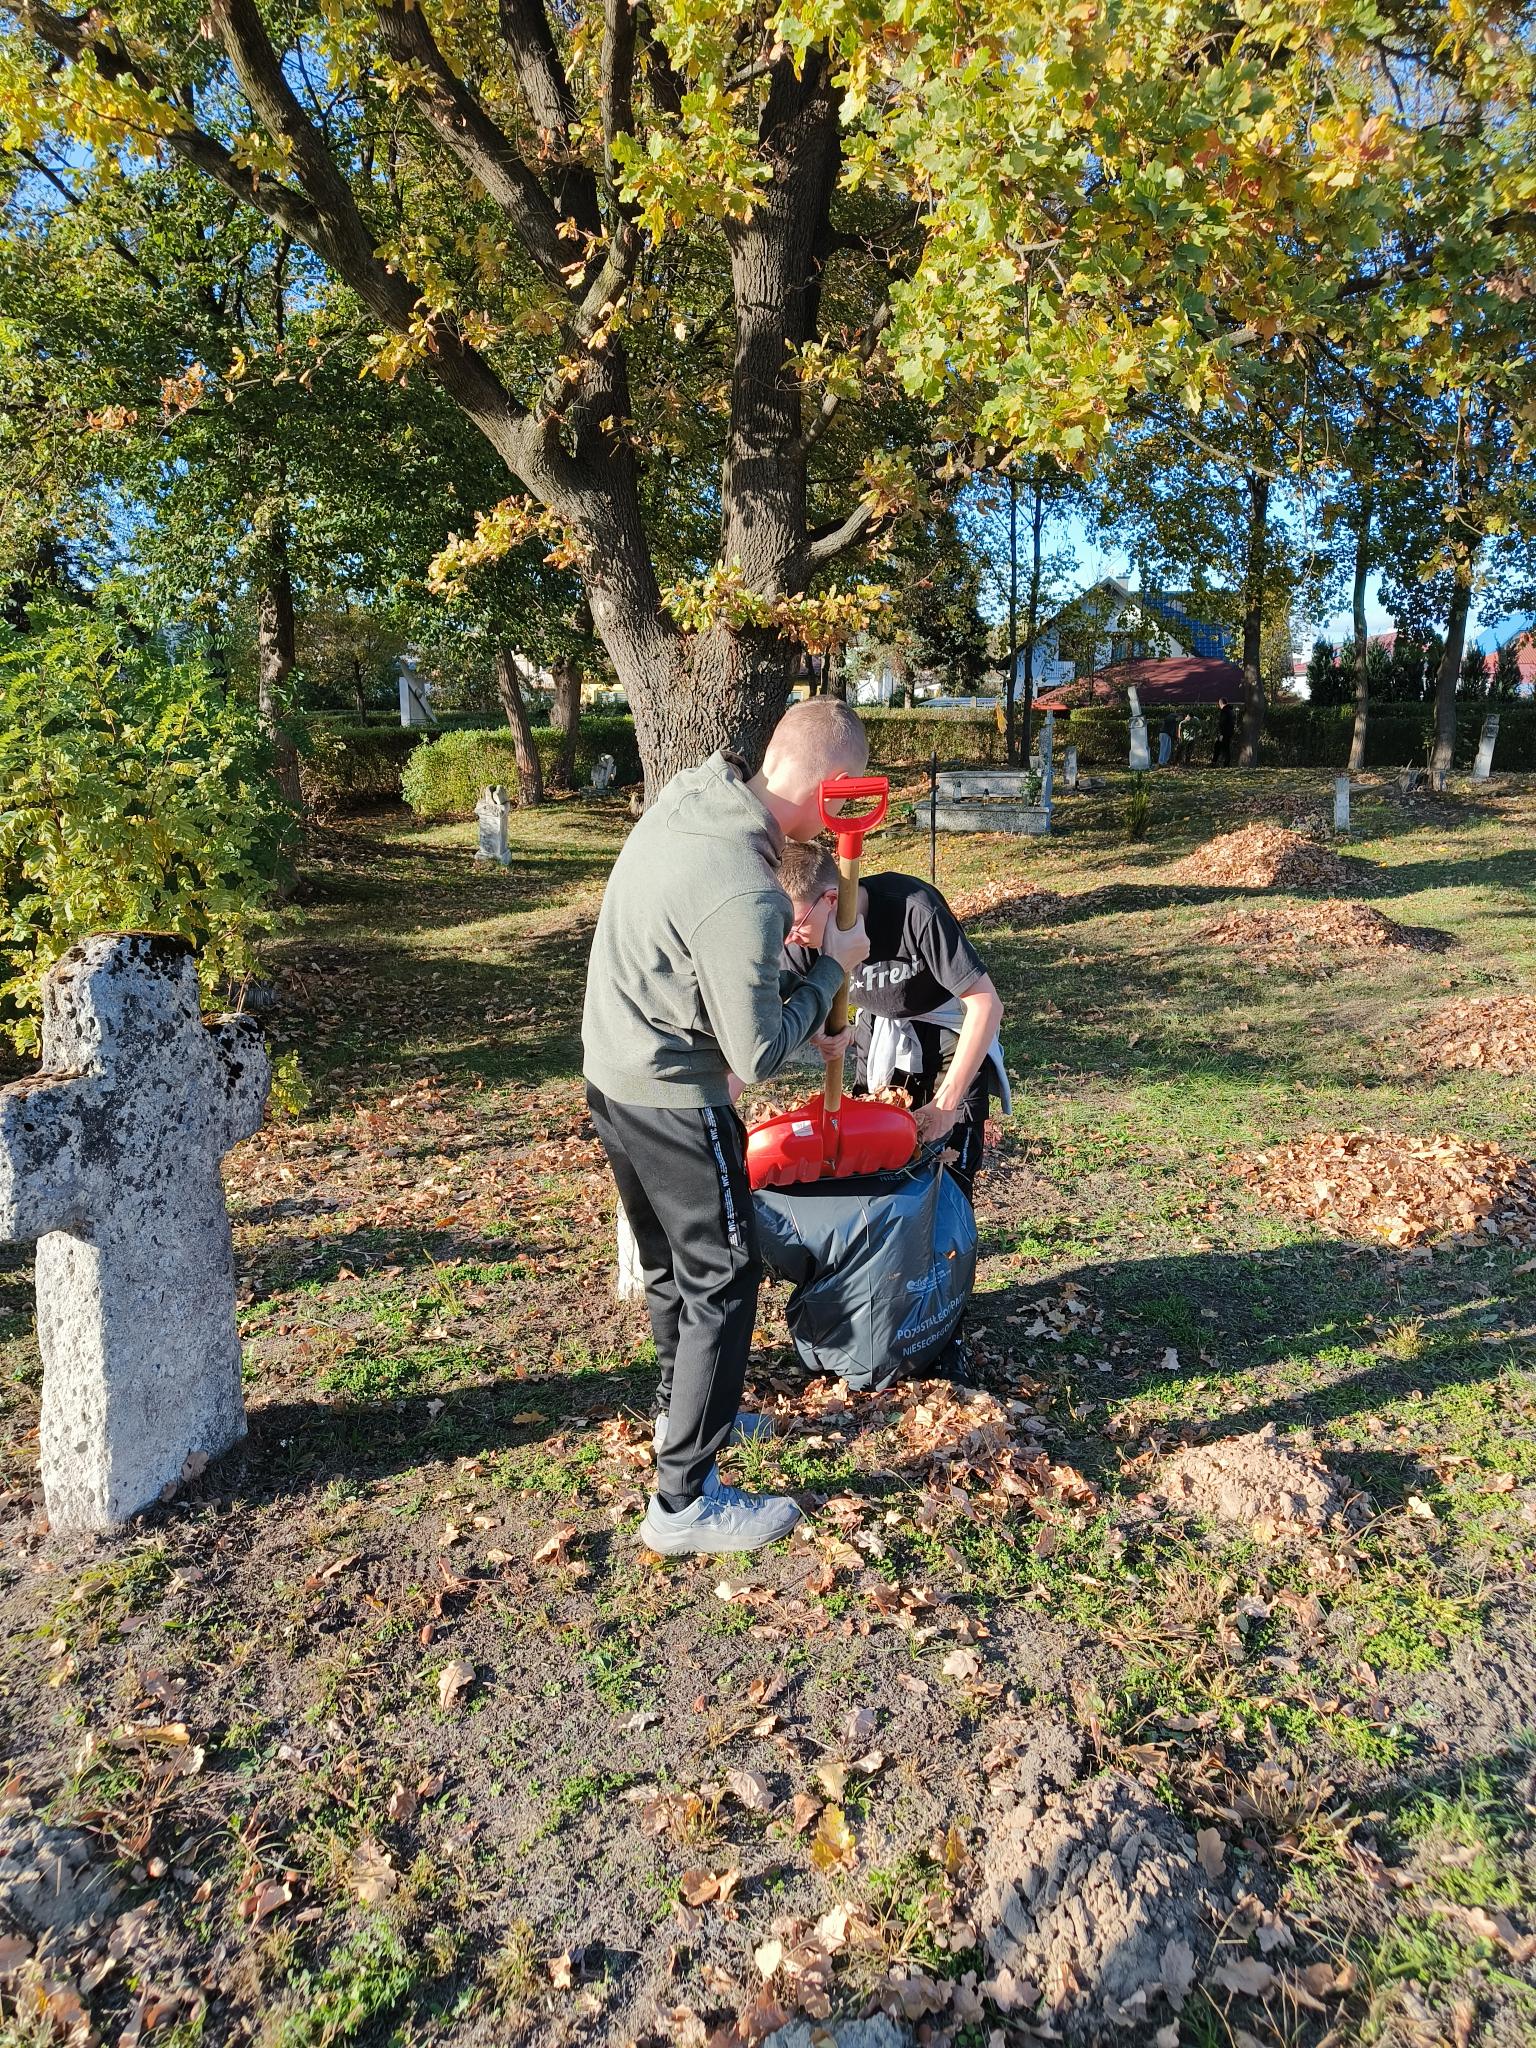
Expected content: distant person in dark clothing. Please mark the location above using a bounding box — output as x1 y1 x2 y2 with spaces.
1177 711 1196 765
1212 697 1237 766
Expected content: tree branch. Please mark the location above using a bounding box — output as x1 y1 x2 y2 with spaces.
17 147 163 287
599 0 637 200
805 497 882 569
374 3 566 285
799 301 894 456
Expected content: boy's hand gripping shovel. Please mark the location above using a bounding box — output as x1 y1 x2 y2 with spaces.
746 776 919 1190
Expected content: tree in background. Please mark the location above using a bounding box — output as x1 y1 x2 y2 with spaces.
1307 638 1348 707
10 0 1533 794
1493 639 1524 701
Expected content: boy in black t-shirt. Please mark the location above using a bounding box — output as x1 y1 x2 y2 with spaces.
778 843 1008 1198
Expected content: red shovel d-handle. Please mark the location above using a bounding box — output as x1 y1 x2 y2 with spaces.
818 774 889 858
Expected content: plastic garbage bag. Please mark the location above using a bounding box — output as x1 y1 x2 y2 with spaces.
754 1152 977 1391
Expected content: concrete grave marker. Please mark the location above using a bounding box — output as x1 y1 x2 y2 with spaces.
590 753 617 793
0 934 269 1533
1473 714 1500 780
474 785 512 866
1126 688 1152 774
1334 775 1351 831
1039 709 1056 826
1062 744 1079 792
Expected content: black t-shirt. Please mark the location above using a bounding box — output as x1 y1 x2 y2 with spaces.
787 871 987 1020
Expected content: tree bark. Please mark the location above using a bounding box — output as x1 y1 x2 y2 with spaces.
255 523 303 813
494 647 545 804
547 655 581 790
1237 472 1271 767
1347 478 1374 775
824 640 846 701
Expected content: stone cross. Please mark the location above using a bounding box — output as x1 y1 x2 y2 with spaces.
474 784 512 866
590 753 617 793
0 935 269 1533
1473 713 1500 780
1334 775 1351 831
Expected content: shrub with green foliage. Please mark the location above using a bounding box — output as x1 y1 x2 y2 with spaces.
1062 700 1536 770
401 716 642 817
0 612 291 1053
860 707 1006 766
301 725 420 815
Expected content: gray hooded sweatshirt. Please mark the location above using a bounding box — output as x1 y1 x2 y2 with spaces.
581 751 844 1109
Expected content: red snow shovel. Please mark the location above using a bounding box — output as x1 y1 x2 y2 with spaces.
746 774 918 1190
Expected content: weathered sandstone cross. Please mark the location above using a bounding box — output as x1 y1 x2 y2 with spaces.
0 934 269 1532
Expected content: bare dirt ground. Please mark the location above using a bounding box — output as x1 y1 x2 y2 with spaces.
1 768 1534 2048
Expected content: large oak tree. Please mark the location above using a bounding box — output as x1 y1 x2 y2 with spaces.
6 0 1533 791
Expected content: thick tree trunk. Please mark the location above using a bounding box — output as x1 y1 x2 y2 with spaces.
824 641 846 701
1237 472 1271 767
1430 576 1473 784
493 647 545 804
255 529 303 814
1347 480 1374 775
548 656 581 790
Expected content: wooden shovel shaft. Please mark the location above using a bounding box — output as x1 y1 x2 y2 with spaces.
822 851 861 1116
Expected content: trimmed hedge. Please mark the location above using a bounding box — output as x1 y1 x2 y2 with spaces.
859 707 1006 767
300 725 419 814
1060 701 1536 771
401 716 643 818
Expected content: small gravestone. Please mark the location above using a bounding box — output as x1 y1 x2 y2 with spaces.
1473 714 1500 780
1126 688 1152 773
1062 744 1079 792
0 935 269 1533
1334 775 1351 831
474 785 511 866
590 753 617 793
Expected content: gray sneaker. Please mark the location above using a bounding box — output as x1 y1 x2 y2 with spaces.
652 1410 777 1455
638 1484 802 1556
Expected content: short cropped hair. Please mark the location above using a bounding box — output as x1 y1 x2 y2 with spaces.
779 838 838 905
762 697 868 778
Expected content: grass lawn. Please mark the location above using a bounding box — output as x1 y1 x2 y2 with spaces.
1 765 1534 2048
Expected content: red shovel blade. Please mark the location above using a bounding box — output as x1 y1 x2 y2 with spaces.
747 1096 918 1191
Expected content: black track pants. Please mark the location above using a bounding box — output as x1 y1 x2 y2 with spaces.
586 1084 761 1507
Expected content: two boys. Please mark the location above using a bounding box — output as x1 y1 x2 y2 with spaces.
582 701 1004 1555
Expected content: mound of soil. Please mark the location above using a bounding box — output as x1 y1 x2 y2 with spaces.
1204 900 1453 955
1418 994 1536 1074
1171 823 1369 893
1241 1130 1536 1251
979 1765 1213 2032
1149 1424 1362 1537
947 879 1071 929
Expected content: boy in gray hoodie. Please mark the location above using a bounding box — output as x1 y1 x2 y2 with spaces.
582 698 870 1555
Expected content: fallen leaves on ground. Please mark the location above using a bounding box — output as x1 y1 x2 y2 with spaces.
946 879 1074 929
1172 824 1369 892
1241 1130 1536 1251
1203 900 1452 955
809 1803 856 1874
436 1659 476 1709
1417 993 1536 1074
